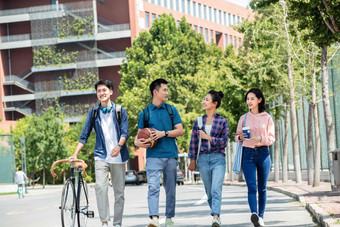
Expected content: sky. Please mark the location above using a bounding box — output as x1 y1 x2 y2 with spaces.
225 0 252 9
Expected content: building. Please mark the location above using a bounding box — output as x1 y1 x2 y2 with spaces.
0 0 252 170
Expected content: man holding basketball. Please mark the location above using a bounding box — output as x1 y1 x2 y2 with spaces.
70 80 129 227
135 78 184 227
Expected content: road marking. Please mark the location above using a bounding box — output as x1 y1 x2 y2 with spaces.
35 207 49 211
194 194 208 205
7 211 26 215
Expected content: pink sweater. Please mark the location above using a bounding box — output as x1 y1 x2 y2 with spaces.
235 111 275 148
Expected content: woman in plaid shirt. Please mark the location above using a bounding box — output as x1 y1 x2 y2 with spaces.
188 90 229 227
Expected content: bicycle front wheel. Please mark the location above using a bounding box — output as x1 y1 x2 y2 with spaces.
77 179 89 227
61 179 76 227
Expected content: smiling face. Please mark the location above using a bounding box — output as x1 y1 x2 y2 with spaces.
96 84 113 103
153 83 168 102
202 94 217 111
246 92 262 112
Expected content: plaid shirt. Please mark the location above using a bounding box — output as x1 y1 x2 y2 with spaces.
189 114 229 159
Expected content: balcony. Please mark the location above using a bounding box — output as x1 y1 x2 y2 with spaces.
0 23 131 50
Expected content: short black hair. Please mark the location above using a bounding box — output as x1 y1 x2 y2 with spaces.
94 80 113 91
18 167 22 171
149 78 168 96
208 90 224 108
245 88 266 113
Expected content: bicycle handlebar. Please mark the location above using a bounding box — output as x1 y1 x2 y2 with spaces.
50 159 88 179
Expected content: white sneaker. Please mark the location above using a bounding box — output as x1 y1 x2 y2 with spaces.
251 213 260 227
147 218 160 227
212 217 221 227
165 218 174 227
102 223 108 227
259 217 265 226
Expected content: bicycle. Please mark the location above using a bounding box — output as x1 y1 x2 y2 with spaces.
51 159 94 227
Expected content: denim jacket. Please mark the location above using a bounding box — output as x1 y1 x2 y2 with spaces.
79 103 130 162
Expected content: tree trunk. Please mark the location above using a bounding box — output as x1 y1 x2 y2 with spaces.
43 166 45 189
307 101 314 185
274 118 280 182
288 55 302 183
321 43 336 189
283 103 290 183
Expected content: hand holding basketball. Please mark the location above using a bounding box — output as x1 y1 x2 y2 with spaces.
137 128 158 148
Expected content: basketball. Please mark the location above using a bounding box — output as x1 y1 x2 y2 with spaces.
137 128 158 148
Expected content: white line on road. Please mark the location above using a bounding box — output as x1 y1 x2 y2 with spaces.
7 211 26 215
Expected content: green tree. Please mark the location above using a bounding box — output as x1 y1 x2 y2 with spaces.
12 107 67 187
119 14 228 153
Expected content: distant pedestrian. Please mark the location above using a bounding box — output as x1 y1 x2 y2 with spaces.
235 88 275 227
188 90 229 227
134 78 184 227
15 167 28 199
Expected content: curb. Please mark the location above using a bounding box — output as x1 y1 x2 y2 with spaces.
224 182 338 227
267 186 338 227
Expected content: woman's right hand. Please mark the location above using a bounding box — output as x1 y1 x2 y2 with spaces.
188 159 196 171
239 133 248 141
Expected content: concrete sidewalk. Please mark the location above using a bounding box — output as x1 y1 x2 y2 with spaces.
224 180 340 227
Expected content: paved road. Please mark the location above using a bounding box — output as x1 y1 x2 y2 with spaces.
0 183 317 227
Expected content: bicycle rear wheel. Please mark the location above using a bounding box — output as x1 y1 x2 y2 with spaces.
61 179 76 227
77 179 89 227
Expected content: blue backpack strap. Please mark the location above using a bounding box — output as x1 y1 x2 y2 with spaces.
243 113 247 127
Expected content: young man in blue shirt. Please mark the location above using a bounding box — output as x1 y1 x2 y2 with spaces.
70 80 129 227
135 78 184 227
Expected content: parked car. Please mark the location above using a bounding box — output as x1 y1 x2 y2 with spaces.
137 170 147 183
125 170 140 185
177 168 184 185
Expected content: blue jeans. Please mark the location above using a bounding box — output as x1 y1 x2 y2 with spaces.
198 153 226 216
242 146 271 218
146 158 178 218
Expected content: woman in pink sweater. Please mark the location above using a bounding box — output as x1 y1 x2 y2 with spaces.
235 88 275 227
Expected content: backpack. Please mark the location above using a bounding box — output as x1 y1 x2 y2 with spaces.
143 103 174 129
91 104 122 131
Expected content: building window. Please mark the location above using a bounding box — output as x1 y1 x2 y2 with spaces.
233 15 236 25
152 14 156 22
157 0 161 5
187 0 191 15
209 7 212 21
223 12 227 25
199 27 203 34
170 0 174 9
176 0 180 11
163 0 167 7
239 37 242 47
181 0 185 13
205 28 208 42
228 13 231 26
145 12 150 28
210 30 213 42
219 10 222 24
203 5 207 20
193 2 196 17
194 25 198 32
234 36 237 48
229 35 233 46
198 3 202 18
224 34 228 47
214 9 217 23
51 0 57 4
151 0 155 3
177 20 181 26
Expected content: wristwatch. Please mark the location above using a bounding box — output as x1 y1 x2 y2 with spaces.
165 131 169 137
117 144 123 148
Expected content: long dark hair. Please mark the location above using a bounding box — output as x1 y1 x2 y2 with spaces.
208 90 224 108
245 88 266 113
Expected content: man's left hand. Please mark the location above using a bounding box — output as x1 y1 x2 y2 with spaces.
111 145 121 157
151 130 165 140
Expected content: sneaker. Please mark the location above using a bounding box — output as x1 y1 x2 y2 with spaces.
165 218 174 227
259 217 265 226
251 213 260 227
212 217 221 227
147 218 160 227
102 223 108 227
